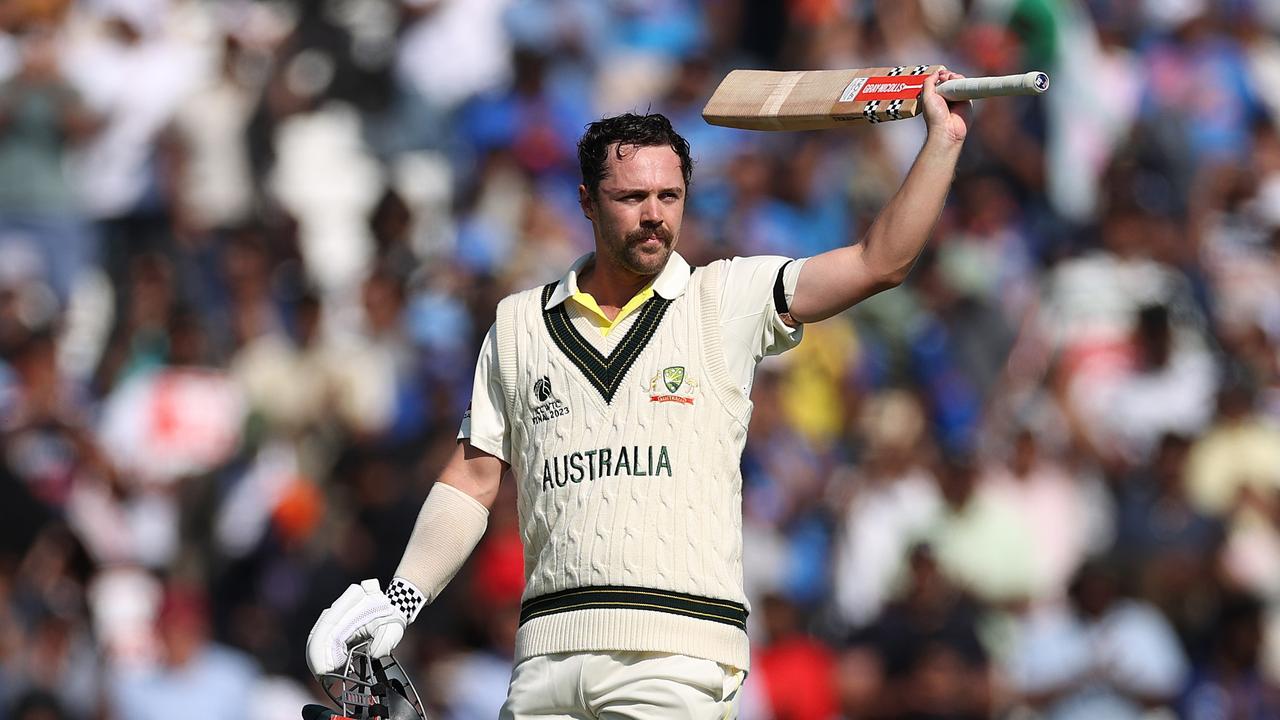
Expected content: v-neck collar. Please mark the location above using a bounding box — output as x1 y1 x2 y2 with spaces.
541 282 673 405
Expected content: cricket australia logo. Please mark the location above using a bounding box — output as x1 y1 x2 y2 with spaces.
646 366 697 405
663 366 685 393
531 376 570 424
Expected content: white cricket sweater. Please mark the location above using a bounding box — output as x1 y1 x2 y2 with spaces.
493 260 755 670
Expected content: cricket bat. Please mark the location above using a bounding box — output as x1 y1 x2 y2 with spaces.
702 65 1049 131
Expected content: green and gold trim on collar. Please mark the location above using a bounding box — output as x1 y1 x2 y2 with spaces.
519 585 748 630
541 282 672 404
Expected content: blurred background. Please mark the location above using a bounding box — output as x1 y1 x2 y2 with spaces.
2 0 1280 717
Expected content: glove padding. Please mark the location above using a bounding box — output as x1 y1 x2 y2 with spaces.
307 578 420 675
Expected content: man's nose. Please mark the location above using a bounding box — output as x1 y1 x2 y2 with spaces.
640 197 663 225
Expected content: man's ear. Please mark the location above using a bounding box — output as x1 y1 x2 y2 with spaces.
578 185 594 221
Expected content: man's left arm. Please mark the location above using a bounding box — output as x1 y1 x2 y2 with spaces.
788 70 971 323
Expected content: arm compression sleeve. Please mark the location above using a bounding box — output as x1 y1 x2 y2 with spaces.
393 481 490 605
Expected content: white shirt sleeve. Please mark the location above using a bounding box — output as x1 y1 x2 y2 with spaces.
715 255 808 393
457 323 510 462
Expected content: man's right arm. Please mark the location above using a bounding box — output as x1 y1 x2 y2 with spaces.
305 441 506 675
308 322 511 675
391 440 507 599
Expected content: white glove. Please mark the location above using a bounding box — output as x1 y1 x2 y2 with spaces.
306 578 426 675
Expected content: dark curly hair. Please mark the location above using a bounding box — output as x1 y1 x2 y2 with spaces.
577 113 693 197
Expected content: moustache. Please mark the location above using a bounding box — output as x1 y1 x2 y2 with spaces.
625 226 673 245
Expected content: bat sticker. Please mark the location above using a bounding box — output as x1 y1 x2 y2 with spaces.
839 77 869 102
854 75 930 101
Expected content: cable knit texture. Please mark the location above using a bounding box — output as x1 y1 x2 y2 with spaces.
494 261 753 670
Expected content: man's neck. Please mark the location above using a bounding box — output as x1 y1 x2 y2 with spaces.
577 256 659 317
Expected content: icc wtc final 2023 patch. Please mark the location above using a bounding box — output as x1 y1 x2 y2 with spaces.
531 376 570 424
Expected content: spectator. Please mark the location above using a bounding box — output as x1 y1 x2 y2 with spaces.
1007 560 1189 720
1113 432 1225 659
60 0 203 293
831 390 942 629
1186 383 1280 597
1035 206 1210 466
0 525 97 718
980 428 1109 603
1186 385 1280 518
1096 302 1218 464
1139 2 1262 180
839 544 991 719
924 452 1037 607
0 24 99 305
394 0 513 112
169 30 262 239
1115 432 1223 569
753 593 838 720
907 247 1013 452
230 288 329 437
1181 591 1280 719
741 366 836 607
112 584 260 720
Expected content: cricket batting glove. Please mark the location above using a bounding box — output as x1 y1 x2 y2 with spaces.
306 577 426 675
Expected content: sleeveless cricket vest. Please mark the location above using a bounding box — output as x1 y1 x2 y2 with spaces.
493 261 754 670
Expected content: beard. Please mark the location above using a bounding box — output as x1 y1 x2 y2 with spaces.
610 225 675 276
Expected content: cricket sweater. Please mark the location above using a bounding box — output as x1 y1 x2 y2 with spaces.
493 259 755 670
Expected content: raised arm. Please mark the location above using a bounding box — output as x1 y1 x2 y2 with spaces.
306 440 507 675
787 70 971 323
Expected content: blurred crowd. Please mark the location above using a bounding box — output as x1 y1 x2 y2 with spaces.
2 0 1280 718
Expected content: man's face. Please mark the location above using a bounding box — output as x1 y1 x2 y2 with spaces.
580 144 685 277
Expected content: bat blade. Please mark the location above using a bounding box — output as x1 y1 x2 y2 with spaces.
702 66 1048 131
702 65 942 130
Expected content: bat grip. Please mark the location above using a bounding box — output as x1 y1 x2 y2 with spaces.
935 71 1050 100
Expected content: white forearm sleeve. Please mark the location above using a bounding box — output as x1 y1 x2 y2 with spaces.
394 482 490 604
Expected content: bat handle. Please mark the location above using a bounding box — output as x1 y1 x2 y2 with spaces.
935 71 1050 101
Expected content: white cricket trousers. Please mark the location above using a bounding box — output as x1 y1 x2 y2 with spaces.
499 651 745 719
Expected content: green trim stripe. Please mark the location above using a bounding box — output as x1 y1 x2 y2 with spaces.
519 585 748 630
541 283 672 404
